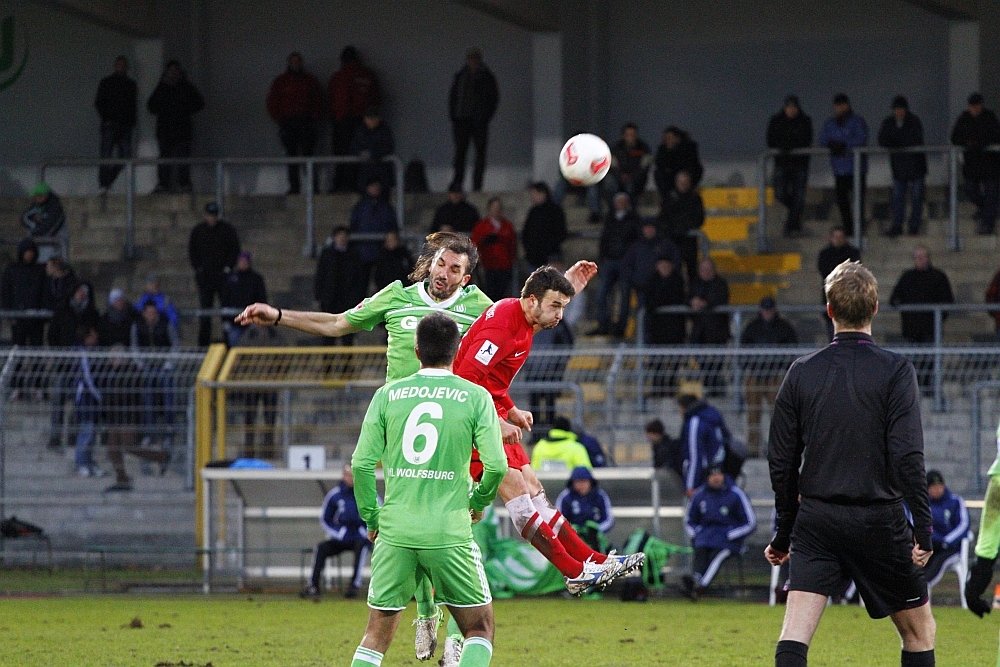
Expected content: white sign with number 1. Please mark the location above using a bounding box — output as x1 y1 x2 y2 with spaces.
288 445 327 471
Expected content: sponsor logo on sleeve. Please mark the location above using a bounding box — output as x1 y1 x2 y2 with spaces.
475 340 498 365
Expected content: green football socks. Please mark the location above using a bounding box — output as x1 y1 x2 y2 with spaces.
457 637 493 667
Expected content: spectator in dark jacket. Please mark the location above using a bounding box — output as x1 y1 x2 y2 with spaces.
889 245 954 345
349 106 395 191
767 95 813 237
135 273 180 330
817 226 861 340
329 46 381 192
222 252 268 346
350 179 397 290
131 301 179 446
878 96 928 236
647 419 682 477
644 255 688 396
471 198 517 301
622 221 680 310
50 281 99 347
1 238 45 345
147 60 204 193
98 288 138 347
42 257 76 313
314 226 365 345
449 47 499 192
951 92 1000 234
431 184 480 233
555 466 614 554
660 170 706 281
266 52 324 195
94 55 137 191
609 122 653 200
372 230 414 292
43 260 79 447
740 297 798 457
819 93 869 232
654 126 704 205
21 183 67 263
689 260 730 396
682 468 756 599
593 192 641 336
188 201 241 346
521 182 568 270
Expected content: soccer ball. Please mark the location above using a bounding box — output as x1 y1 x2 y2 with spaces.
559 133 611 186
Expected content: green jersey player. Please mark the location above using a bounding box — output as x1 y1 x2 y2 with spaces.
966 418 1000 622
349 313 506 667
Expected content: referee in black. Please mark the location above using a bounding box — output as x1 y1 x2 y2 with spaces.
765 260 935 667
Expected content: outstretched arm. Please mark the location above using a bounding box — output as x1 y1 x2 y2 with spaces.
235 303 360 338
564 261 598 294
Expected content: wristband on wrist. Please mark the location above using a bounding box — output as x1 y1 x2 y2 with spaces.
274 308 282 325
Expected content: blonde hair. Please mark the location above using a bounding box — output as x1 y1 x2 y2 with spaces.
824 260 878 328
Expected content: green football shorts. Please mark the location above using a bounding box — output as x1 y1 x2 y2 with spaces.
367 539 492 610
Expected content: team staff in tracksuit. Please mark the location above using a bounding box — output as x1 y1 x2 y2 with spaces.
302 465 373 599
766 260 935 667
915 470 969 591
556 466 614 553
682 468 756 599
677 393 729 496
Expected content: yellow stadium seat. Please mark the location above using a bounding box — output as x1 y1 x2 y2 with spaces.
700 187 773 209
728 282 785 305
703 216 754 242
709 251 801 274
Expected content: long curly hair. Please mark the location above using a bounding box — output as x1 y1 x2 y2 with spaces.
408 231 480 283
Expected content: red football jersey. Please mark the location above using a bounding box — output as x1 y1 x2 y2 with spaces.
454 298 533 420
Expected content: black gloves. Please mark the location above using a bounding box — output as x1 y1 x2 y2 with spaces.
965 555 997 618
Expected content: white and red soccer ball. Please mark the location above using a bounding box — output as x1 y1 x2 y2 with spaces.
559 133 611 187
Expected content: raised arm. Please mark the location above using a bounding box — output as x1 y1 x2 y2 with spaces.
235 303 360 338
564 260 598 294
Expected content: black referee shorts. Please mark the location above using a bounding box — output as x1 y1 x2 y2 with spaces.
788 498 928 619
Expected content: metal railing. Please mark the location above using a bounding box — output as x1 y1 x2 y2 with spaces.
39 155 405 259
757 145 1000 253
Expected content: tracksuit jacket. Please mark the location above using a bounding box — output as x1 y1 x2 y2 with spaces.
680 400 728 492
685 477 756 551
320 483 368 542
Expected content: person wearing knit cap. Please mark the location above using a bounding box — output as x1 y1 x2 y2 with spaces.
21 183 67 263
221 251 268 346
878 96 928 236
767 95 813 237
951 92 1000 234
98 287 138 347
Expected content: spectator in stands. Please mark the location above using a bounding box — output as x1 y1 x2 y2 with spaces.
328 46 381 192
50 281 99 348
556 466 614 554
221 252 268 346
471 197 517 301
147 60 204 194
1 239 45 346
349 106 395 192
592 192 641 336
135 273 180 330
522 318 573 428
951 92 1000 234
42 257 75 314
817 225 861 339
766 95 813 237
647 419 682 477
448 47 499 192
878 96 928 236
917 470 970 595
530 417 593 471
73 325 104 478
985 264 1000 340
677 393 730 496
98 288 138 347
100 346 170 492
189 202 241 346
819 93 869 232
21 183 67 263
889 245 954 344
660 170 706 281
132 301 179 448
644 254 687 395
94 55 137 192
431 184 479 234
266 52 324 195
689 258 730 349
622 221 680 320
314 226 364 346
521 182 568 271
739 297 798 458
303 464 373 599
576 426 608 468
682 466 756 600
654 126 704 206
349 178 397 292
372 229 414 291
609 122 653 201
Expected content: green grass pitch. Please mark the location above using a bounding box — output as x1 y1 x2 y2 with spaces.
0 595 997 666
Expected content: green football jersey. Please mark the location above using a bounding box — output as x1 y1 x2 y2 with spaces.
344 281 493 381
989 419 1000 476
352 368 506 549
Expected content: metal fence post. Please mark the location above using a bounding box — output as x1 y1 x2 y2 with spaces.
933 308 944 412
852 150 862 247
949 147 961 251
304 159 316 258
604 351 624 453
215 161 225 219
732 312 744 412
757 152 769 253
0 350 15 529
971 384 983 493
125 160 136 259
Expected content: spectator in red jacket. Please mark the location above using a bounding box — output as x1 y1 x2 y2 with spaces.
328 46 380 192
471 197 517 300
266 52 324 195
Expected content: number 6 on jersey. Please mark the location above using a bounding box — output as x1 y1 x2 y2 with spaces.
402 401 442 465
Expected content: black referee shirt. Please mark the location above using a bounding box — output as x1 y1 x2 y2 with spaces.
768 331 933 553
